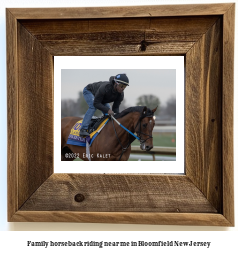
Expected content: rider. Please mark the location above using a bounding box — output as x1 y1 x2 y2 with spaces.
80 73 129 136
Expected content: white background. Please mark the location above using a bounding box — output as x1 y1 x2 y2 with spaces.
0 0 237 253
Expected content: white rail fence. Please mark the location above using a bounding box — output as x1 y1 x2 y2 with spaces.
130 146 176 161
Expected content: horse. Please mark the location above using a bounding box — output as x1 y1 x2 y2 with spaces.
61 106 157 161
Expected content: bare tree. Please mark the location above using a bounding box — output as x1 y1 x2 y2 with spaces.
61 99 78 118
165 96 176 118
136 94 160 115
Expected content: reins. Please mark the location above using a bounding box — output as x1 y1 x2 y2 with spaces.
111 119 132 161
110 112 154 161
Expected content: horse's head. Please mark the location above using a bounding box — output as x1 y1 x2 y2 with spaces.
135 106 157 151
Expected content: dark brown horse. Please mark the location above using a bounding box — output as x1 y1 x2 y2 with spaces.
61 106 157 161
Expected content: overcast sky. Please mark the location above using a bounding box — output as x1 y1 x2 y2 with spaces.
61 69 176 107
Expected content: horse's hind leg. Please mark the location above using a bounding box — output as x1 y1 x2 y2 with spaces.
61 146 74 161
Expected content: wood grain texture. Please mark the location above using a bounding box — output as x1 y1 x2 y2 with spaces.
20 174 217 213
8 4 233 19
11 211 232 226
186 18 223 212
18 23 54 208
19 16 218 56
20 16 218 34
6 9 18 221
38 41 193 56
222 4 235 226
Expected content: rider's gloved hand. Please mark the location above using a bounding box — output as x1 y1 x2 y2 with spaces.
107 109 114 116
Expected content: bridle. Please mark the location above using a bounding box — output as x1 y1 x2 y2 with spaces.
134 114 153 146
111 111 154 160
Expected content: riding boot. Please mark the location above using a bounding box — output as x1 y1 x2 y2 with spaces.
80 129 89 137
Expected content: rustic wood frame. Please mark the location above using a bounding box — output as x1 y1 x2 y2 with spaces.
7 4 234 226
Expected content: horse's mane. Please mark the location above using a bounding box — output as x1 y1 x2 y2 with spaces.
114 106 154 119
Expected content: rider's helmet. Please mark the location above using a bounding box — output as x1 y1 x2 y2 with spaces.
114 73 129 87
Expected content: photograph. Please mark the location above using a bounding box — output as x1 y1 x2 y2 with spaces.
61 69 176 162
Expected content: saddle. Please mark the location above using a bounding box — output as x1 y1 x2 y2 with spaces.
66 115 109 147
87 115 109 134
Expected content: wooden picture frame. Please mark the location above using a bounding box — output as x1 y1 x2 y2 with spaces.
7 3 234 226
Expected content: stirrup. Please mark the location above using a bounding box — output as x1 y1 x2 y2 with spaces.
80 129 89 137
